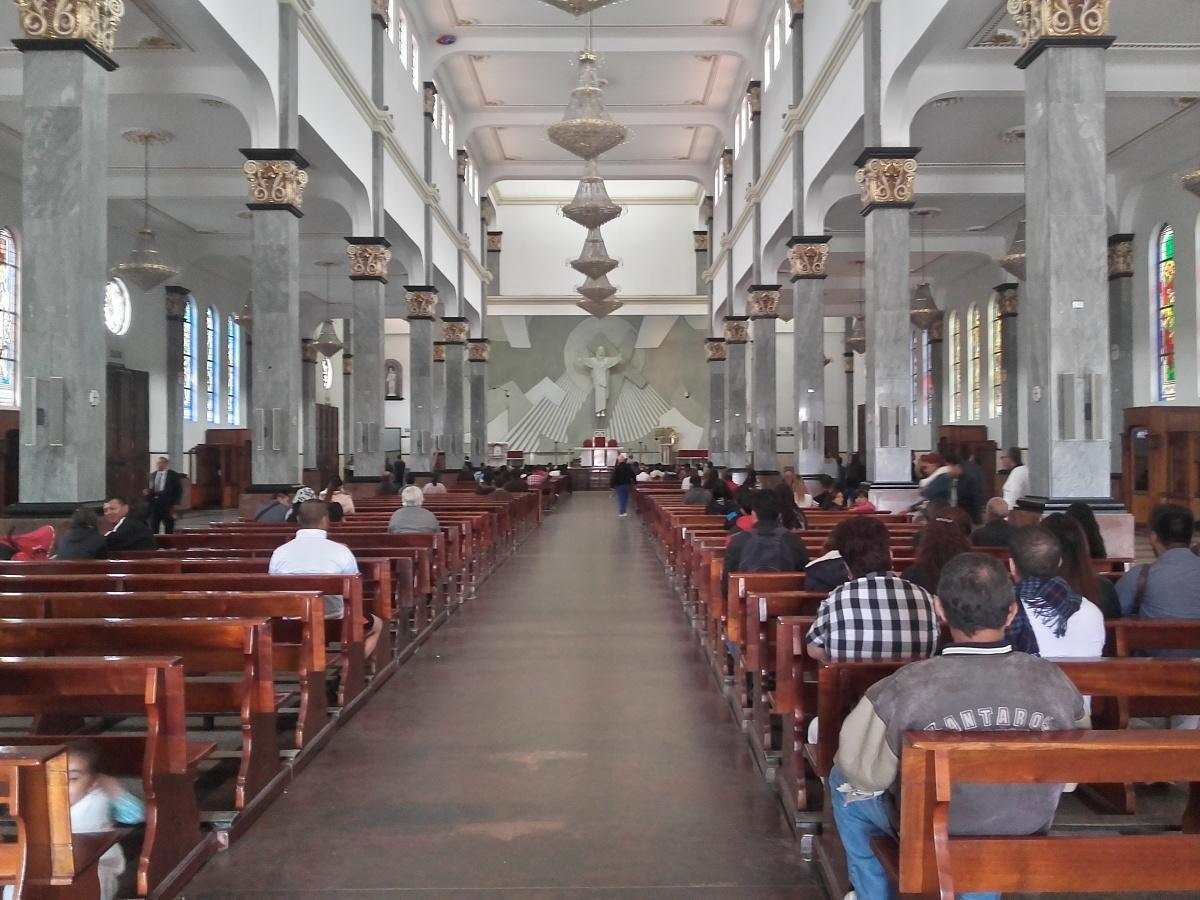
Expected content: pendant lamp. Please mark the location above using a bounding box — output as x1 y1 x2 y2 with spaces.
909 209 941 330
313 261 344 358
111 130 180 291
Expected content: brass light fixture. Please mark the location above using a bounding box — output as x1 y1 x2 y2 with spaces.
111 130 180 292
570 228 620 279
547 49 628 160
999 219 1027 281
909 208 941 330
562 160 623 228
313 261 344 358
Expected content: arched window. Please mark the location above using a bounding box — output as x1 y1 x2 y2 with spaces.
104 278 131 337
205 306 218 423
0 229 19 408
989 294 1003 418
182 297 197 422
226 315 240 425
949 310 961 422
968 304 982 421
1157 224 1177 401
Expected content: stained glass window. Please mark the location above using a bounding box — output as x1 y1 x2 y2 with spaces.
226 315 240 425
183 297 197 422
949 310 961 422
0 229 18 408
205 306 218 424
1157 224 1176 401
990 294 1003 418
104 278 131 336
968 304 982 421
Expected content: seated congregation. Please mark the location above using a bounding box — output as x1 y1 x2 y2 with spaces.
637 467 1200 900
0 469 549 900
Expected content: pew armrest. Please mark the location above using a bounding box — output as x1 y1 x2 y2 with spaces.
70 830 129 882
186 741 218 772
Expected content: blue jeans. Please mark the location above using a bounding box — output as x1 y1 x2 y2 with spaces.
614 483 630 514
829 766 999 900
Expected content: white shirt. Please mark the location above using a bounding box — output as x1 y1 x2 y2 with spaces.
154 469 165 493
423 482 448 495
1026 597 1105 659
680 476 693 491
635 471 651 482
1003 464 1030 506
268 529 358 618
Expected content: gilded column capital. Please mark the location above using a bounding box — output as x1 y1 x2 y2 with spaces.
749 285 782 319
301 339 319 364
693 231 710 253
13 0 125 63
854 148 920 214
241 149 310 217
705 337 727 362
468 338 491 363
442 317 469 345
343 355 354 376
747 81 762 116
486 231 503 253
787 235 831 281
995 283 1020 317
164 285 189 319
723 316 750 344
843 351 855 374
433 341 447 363
423 83 437 118
1008 0 1112 54
404 286 438 320
1107 233 1134 280
345 237 392 282
370 0 388 28
927 313 946 342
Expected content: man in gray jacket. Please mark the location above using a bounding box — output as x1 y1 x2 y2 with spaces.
829 552 1086 900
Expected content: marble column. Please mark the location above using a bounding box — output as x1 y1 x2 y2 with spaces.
300 339 317 472
789 237 830 476
432 341 446 465
486 232 502 296
468 339 489 464
442 318 468 470
405 288 437 472
342 348 355 471
244 150 308 488
706 338 727 467
844 343 856 455
347 238 390 478
996 284 1020 452
693 231 709 295
164 287 188 471
1107 235 1134 474
13 19 121 508
724 316 749 471
1016 13 1114 503
750 286 781 474
856 148 919 484
927 315 945 429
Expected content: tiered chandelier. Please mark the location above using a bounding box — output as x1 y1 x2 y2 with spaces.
111 130 180 292
545 13 628 317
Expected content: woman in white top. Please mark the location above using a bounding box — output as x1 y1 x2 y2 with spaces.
320 476 356 515
423 473 448 495
1001 446 1030 507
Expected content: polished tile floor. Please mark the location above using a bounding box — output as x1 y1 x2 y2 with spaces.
180 492 817 899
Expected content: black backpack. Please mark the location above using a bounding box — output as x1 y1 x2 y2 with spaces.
739 526 796 573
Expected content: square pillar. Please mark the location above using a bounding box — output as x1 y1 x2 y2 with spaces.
442 318 468 470
996 284 1020 452
300 339 317 471
432 341 446 463
724 315 750 471
468 339 489 465
1107 234 1134 474
163 286 188 471
927 314 945 429
405 287 437 473
706 338 727 467
750 286 782 474
789 237 831 476
346 238 391 478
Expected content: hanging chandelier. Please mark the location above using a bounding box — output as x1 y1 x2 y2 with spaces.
570 228 619 279
998 219 1027 281
539 0 627 14
111 130 180 292
547 49 628 160
577 273 619 304
562 160 623 228
909 209 941 330
313 261 344 357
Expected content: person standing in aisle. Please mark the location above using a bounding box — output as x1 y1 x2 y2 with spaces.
610 453 636 518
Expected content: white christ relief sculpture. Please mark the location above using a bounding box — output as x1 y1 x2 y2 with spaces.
583 345 622 416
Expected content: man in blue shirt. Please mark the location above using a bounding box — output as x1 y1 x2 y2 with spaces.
1116 504 1200 625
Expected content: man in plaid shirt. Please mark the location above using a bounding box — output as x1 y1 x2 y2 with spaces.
806 516 939 661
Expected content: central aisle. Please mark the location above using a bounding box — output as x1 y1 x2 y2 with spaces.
183 492 818 899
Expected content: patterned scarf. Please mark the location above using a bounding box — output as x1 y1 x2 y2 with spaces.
1007 575 1081 655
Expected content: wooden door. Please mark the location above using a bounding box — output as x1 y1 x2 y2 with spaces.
106 364 149 505
823 426 839 460
315 403 339 487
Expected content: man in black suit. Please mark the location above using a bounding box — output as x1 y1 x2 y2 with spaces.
103 496 158 553
145 456 183 534
971 497 1015 548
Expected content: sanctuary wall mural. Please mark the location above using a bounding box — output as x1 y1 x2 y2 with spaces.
485 315 710 453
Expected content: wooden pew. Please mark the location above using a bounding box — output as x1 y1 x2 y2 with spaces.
0 592 329 749
873 730 1200 898
0 745 125 900
0 618 279 810
0 657 213 897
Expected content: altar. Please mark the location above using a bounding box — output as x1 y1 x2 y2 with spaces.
578 437 623 467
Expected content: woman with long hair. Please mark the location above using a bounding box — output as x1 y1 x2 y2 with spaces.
1043 513 1120 619
321 476 356 515
1065 501 1108 559
901 521 971 593
773 481 807 531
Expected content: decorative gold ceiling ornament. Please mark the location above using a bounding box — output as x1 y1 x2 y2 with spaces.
433 342 447 363
405 289 438 320
723 317 750 345
1006 0 1110 48
855 156 918 209
111 129 179 292
15 0 125 55
787 236 831 280
998 219 1027 282
546 50 628 160
749 287 781 319
468 339 491 363
442 318 470 345
242 156 309 210
561 159 623 229
1106 235 1133 280
704 338 727 363
538 0 628 16
996 284 1020 317
570 228 620 280
345 240 392 281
